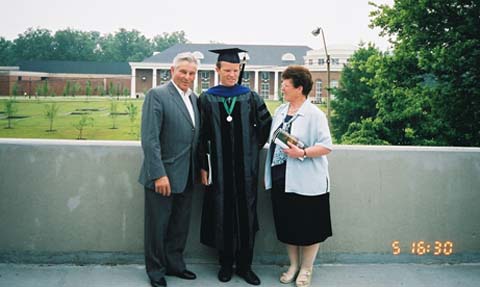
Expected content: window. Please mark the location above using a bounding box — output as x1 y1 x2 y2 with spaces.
200 71 209 81
308 59 313 65
160 70 171 80
159 70 171 84
242 81 250 89
317 58 325 65
331 58 340 65
17 76 22 81
260 83 270 99
315 80 322 103
199 71 210 91
201 81 209 92
241 72 250 88
261 72 270 81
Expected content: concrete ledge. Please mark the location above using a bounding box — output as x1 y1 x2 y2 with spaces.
1 139 479 264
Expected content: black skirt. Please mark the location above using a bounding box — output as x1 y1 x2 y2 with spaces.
271 164 332 246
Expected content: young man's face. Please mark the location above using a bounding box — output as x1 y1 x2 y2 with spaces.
171 60 197 92
216 61 240 87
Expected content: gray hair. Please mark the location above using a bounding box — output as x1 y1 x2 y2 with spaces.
172 52 199 68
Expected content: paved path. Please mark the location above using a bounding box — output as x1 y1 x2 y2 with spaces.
1 263 479 287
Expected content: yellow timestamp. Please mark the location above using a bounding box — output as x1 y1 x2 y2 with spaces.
392 240 453 256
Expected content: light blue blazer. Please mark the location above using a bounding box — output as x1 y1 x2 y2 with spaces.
264 100 332 196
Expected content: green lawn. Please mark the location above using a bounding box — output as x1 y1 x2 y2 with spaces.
0 97 324 141
0 97 143 140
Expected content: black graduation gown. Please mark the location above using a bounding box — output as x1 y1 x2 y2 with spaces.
198 89 272 252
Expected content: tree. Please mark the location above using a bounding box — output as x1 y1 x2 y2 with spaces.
44 103 60 132
331 43 381 142
12 81 19 98
116 83 121 99
99 28 153 62
96 84 106 96
108 81 115 96
341 118 389 145
125 102 139 136
153 31 189 52
3 99 18 129
0 37 15 65
123 87 130 98
35 84 42 98
63 81 71 97
42 80 49 97
370 0 480 146
85 80 92 101
71 82 81 97
13 27 54 61
73 114 94 140
109 99 119 129
370 49 441 145
51 28 100 61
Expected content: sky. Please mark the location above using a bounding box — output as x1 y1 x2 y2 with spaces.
1 0 394 50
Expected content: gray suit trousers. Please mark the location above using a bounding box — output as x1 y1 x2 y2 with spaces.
144 183 193 281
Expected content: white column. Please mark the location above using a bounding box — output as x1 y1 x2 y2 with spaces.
254 70 259 93
274 71 279 100
152 68 157 88
130 68 136 98
214 70 219 86
194 73 199 94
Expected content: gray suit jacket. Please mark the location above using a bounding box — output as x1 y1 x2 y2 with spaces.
138 81 200 193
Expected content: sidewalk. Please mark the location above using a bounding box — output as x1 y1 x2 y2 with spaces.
1 263 479 287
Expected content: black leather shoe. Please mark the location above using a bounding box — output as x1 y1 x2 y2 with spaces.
218 266 233 282
236 269 261 285
166 269 196 280
150 277 167 287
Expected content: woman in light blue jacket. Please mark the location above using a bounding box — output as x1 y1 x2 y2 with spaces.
264 66 333 287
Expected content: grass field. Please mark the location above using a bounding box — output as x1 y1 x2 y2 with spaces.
0 97 301 141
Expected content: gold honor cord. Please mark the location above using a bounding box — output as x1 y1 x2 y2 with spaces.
222 97 237 122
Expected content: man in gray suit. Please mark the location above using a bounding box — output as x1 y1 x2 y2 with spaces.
138 52 200 287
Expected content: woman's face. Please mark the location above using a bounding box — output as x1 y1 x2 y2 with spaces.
281 79 302 102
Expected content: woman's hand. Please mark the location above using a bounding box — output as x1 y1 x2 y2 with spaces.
283 142 304 158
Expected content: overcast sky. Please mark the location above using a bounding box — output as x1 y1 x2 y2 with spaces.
1 0 394 50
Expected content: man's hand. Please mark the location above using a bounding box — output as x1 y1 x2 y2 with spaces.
154 176 171 196
200 169 209 186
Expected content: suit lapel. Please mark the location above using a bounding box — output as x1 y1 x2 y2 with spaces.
168 82 194 127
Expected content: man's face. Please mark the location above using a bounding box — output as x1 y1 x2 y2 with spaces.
216 61 240 87
171 61 197 92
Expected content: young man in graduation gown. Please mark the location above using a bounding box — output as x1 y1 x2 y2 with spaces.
199 48 272 286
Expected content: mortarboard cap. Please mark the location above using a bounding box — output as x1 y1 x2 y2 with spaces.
209 48 247 63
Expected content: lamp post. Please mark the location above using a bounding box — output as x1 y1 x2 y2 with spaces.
311 27 331 122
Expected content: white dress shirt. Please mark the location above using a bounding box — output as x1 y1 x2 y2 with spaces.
171 81 195 126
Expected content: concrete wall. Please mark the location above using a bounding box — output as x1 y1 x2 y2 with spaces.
1 139 479 264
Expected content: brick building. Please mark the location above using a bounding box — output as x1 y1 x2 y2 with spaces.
129 43 355 102
0 61 131 97
0 44 355 102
